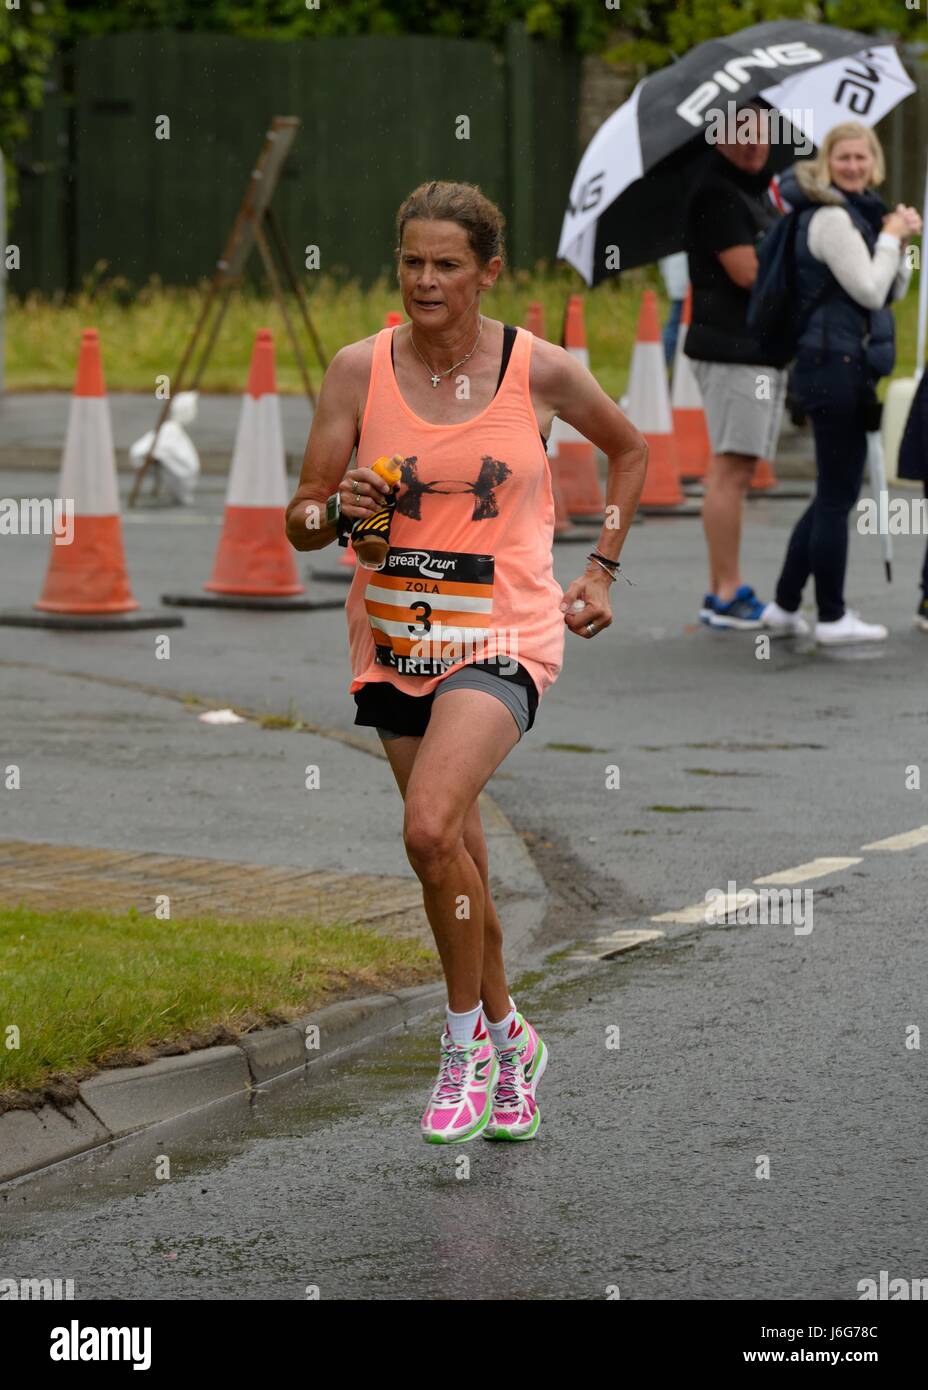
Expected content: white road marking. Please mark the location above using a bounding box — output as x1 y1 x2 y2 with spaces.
752 857 861 885
652 890 756 925
123 513 220 524
861 825 928 852
651 825 926 931
568 928 665 960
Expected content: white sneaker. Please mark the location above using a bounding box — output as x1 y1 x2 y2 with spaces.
761 601 810 636
814 610 888 645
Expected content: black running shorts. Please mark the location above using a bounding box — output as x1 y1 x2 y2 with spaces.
353 661 538 740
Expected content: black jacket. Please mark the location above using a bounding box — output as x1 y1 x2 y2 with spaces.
898 370 928 482
777 167 896 379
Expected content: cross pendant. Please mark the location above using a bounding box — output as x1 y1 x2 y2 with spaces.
430 374 441 388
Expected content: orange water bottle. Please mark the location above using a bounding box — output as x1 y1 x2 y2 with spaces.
351 455 403 570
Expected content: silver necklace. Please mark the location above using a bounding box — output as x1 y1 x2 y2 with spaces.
409 315 484 387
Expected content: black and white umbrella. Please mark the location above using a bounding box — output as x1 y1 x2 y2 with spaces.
558 21 916 286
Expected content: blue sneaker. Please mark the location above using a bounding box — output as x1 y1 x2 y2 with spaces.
699 593 718 625
708 585 766 630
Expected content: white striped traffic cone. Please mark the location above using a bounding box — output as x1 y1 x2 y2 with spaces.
524 300 574 538
671 286 711 482
339 309 405 571
35 329 137 613
549 295 605 518
204 329 303 597
751 457 778 490
338 537 360 568
626 290 684 508
524 300 546 339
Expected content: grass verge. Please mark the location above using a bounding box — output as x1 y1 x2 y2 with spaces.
0 902 438 1108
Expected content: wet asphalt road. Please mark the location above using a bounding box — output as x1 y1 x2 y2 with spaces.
1 840 925 1301
1 471 926 1299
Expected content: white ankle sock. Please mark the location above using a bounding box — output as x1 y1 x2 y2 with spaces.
485 998 519 1049
446 1000 485 1046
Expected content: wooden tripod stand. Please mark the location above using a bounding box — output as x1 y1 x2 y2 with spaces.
128 116 327 506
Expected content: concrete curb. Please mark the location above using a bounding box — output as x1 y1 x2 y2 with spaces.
0 984 445 1186
0 794 546 1186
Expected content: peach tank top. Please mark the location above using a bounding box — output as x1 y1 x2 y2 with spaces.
345 325 565 702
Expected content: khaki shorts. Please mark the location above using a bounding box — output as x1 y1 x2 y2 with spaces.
690 360 787 460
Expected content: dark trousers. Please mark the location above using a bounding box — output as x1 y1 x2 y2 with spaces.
775 353 872 623
662 298 684 367
922 482 928 599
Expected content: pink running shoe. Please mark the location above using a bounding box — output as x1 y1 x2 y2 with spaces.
483 1013 547 1141
421 1021 498 1144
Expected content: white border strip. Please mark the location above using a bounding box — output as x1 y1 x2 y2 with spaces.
861 826 928 852
753 857 861 885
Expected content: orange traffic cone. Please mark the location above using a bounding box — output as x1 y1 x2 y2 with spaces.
161 331 342 613
626 291 684 508
751 457 778 490
0 330 183 630
338 312 403 573
524 301 574 538
549 471 575 539
549 295 605 519
35 330 137 613
671 287 711 482
524 300 546 340
203 329 302 597
338 537 359 569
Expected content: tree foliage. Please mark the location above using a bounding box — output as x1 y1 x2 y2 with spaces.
45 0 613 50
4 0 926 211
1 0 612 210
607 1 927 73
0 1 67 208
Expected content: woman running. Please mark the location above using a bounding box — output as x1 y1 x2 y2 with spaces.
286 181 647 1144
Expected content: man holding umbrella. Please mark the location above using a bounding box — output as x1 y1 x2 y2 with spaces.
685 101 789 630
557 20 918 626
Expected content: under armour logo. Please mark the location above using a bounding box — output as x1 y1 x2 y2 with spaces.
395 455 512 522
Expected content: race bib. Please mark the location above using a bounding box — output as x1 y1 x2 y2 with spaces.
364 546 496 678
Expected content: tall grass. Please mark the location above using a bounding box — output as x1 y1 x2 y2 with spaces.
6 262 659 400
6 258 922 401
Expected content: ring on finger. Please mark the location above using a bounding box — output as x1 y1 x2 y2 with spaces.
586 622 596 636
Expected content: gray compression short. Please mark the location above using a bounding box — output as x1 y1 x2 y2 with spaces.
376 663 532 741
